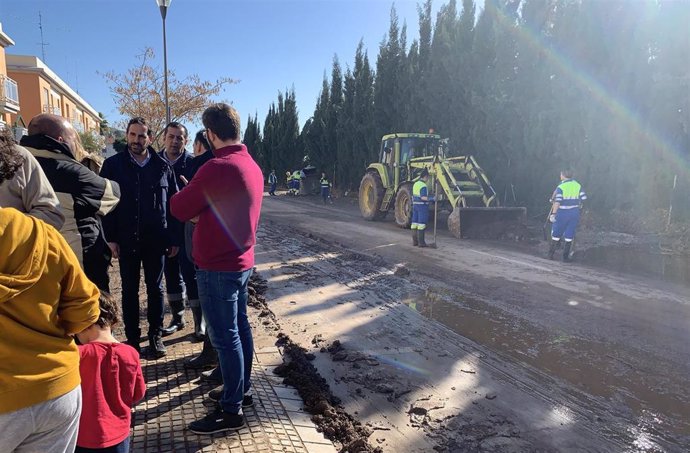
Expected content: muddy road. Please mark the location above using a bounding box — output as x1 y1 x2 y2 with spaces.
257 194 690 452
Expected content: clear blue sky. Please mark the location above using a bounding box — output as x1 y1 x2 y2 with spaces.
1 0 457 134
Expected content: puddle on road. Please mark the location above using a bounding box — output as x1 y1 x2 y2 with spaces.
579 245 690 288
403 289 690 445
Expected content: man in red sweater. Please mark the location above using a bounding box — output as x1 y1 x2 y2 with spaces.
171 103 263 434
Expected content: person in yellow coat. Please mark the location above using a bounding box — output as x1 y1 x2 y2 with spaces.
0 207 100 453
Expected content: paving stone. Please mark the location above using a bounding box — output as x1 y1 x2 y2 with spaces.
304 442 339 453
124 307 337 453
294 426 331 445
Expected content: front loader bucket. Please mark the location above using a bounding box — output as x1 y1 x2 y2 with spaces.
447 207 527 239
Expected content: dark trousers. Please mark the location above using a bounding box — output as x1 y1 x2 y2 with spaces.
76 437 129 453
179 238 198 302
83 250 110 292
269 182 276 195
119 244 165 342
164 253 186 315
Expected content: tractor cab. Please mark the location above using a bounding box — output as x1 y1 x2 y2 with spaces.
379 133 441 165
379 133 441 184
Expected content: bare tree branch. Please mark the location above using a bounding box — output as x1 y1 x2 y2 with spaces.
101 47 238 148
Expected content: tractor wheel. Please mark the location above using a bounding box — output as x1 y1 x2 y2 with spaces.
394 183 413 229
359 171 386 221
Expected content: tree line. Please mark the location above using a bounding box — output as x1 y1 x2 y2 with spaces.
245 0 689 220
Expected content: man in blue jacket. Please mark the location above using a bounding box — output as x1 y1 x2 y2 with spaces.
100 117 180 358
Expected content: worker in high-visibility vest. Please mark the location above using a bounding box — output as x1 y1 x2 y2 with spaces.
411 168 434 247
320 172 332 204
291 170 302 195
285 171 293 195
268 170 277 196
548 169 587 262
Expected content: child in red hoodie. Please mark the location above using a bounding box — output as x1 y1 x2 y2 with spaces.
75 292 146 452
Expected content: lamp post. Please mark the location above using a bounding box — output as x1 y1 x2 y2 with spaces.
156 0 172 125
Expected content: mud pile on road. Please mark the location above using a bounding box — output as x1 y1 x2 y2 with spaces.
275 334 382 453
248 272 280 330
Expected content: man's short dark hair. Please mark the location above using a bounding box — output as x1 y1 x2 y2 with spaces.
163 122 188 139
561 169 574 179
194 130 211 152
202 103 241 141
126 117 152 137
0 126 23 184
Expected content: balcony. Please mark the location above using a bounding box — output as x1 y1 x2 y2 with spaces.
42 104 61 115
0 74 20 114
72 119 85 133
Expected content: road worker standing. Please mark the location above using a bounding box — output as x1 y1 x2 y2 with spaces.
411 168 434 247
548 169 587 262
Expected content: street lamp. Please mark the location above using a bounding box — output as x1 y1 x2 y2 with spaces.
156 0 172 125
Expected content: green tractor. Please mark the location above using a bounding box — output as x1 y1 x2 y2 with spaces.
358 133 526 238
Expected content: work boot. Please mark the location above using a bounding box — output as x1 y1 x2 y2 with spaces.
412 229 419 246
417 229 428 248
547 239 559 260
148 334 167 359
563 241 573 262
162 300 186 337
190 305 206 341
185 336 218 370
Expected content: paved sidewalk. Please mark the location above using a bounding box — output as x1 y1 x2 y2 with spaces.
128 322 338 453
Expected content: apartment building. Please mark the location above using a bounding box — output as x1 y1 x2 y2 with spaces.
0 23 20 128
6 54 100 134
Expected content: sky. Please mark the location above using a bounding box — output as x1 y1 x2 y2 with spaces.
0 0 456 134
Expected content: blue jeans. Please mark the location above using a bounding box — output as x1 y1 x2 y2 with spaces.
197 268 254 414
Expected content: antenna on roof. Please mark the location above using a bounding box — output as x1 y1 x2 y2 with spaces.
38 11 49 62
